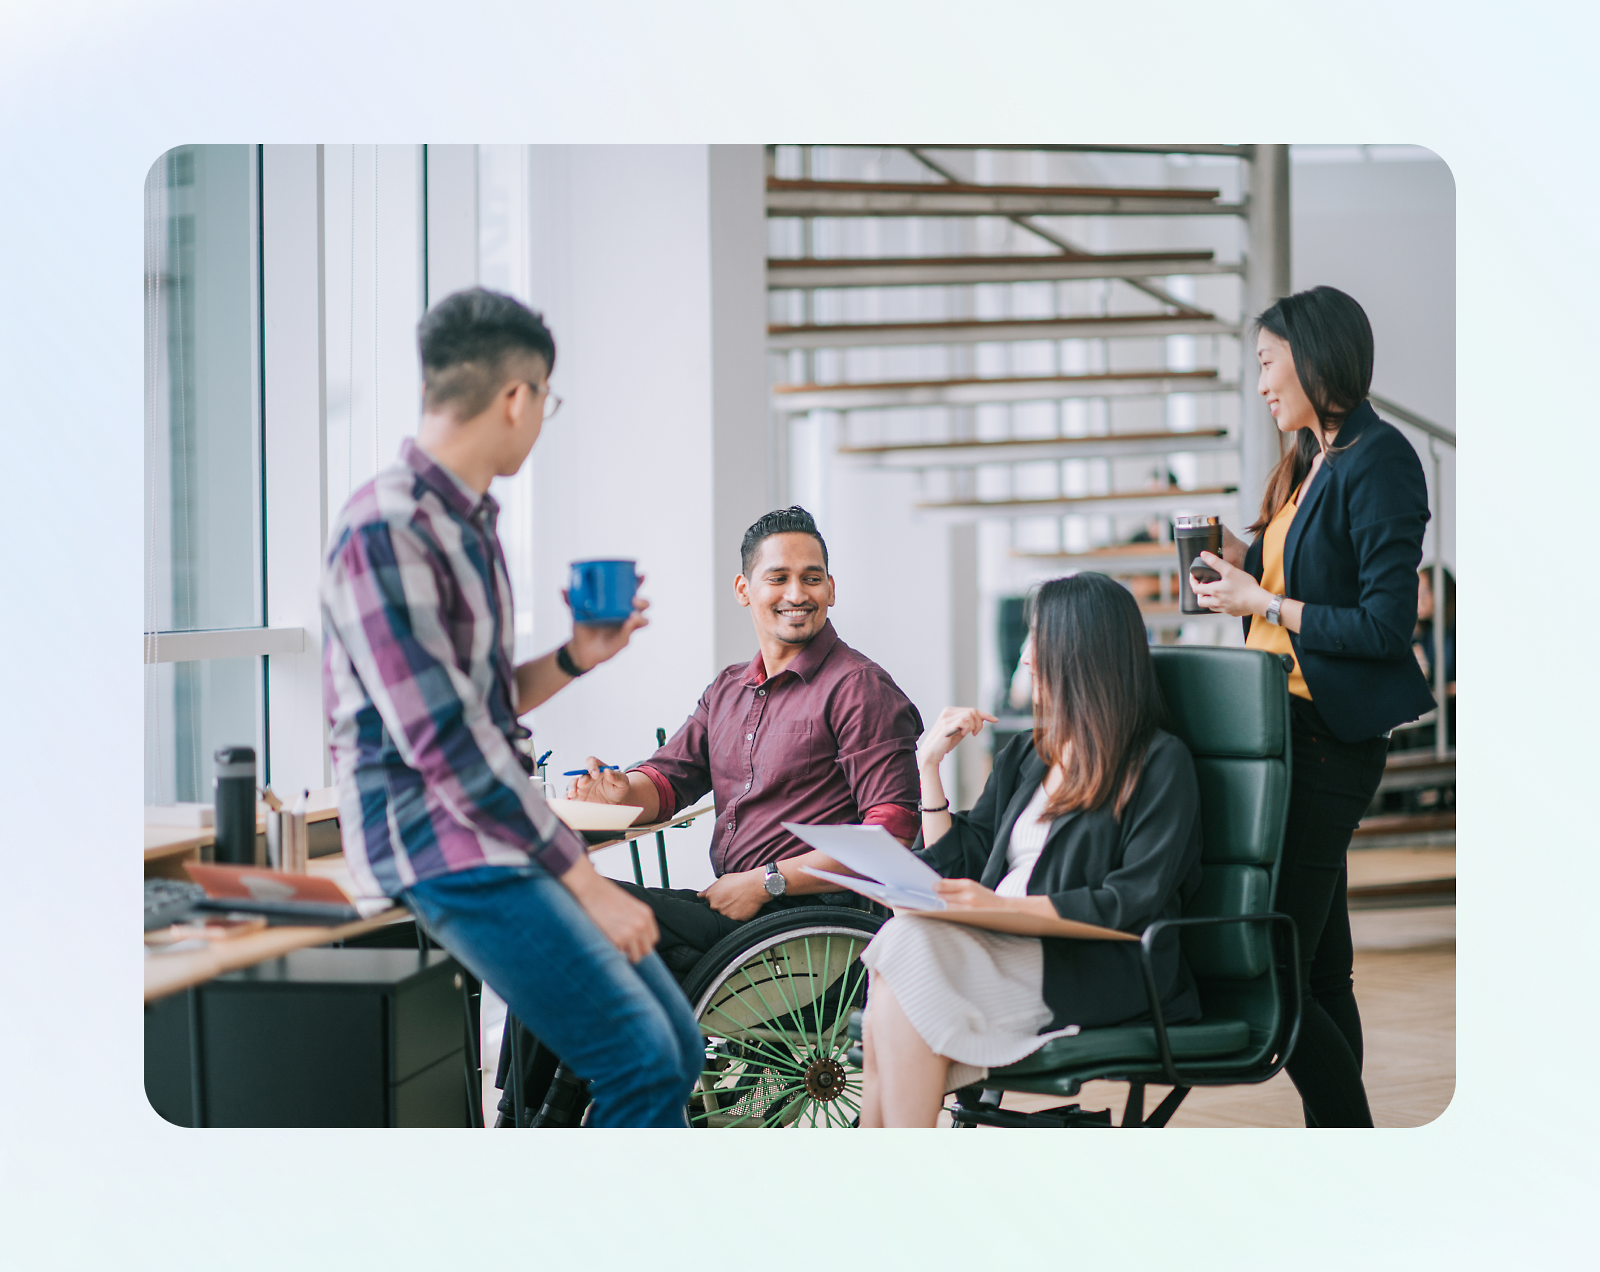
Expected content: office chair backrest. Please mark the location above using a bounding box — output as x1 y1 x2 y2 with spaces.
1150 647 1292 987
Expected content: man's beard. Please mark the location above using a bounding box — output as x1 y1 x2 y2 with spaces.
771 607 818 644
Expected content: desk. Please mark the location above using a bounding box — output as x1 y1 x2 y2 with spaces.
581 802 712 849
144 909 411 1004
144 787 341 877
142 802 714 1003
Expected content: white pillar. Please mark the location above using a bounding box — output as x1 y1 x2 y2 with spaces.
262 144 330 794
1239 144 1291 518
949 521 983 810
707 144 770 672
515 145 765 887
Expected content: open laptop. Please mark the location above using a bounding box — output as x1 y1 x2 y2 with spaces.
183 863 364 926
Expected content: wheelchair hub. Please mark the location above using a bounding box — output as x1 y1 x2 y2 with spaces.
803 1056 848 1102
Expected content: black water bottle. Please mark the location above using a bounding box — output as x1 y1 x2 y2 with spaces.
213 745 257 865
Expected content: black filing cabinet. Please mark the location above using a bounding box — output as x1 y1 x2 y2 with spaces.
146 948 472 1127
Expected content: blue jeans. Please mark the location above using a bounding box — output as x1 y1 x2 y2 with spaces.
403 864 703 1128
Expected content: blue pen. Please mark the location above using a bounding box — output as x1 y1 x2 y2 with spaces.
535 750 553 768
563 766 619 776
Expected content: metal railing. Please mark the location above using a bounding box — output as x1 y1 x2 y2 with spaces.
1371 393 1454 760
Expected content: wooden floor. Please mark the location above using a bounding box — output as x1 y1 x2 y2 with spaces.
996 904 1456 1129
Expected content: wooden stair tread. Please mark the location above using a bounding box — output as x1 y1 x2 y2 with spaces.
767 178 1221 201
768 250 1218 269
841 429 1228 456
1354 812 1455 837
775 369 1219 395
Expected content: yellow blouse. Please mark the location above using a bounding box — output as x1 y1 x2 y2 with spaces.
1245 484 1311 699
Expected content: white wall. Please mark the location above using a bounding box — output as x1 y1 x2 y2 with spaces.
1292 147 1456 570
505 145 765 890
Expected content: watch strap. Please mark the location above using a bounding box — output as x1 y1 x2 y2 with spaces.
556 644 589 677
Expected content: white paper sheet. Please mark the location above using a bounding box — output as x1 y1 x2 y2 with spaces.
781 821 946 896
797 866 946 911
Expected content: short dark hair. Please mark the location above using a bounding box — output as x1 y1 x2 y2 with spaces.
740 506 829 577
416 288 556 420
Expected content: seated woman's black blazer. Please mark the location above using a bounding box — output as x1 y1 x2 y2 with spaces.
1243 400 1437 743
915 730 1203 1031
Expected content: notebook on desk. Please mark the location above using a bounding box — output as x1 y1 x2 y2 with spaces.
183 863 368 925
782 821 1137 942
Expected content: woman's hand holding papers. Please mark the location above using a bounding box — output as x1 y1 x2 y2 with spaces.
933 876 1059 920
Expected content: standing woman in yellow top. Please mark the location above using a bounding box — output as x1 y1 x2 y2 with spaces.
1191 286 1435 1127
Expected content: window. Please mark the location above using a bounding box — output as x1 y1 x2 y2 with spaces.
143 145 264 804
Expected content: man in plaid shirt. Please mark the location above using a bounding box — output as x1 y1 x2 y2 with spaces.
320 288 702 1127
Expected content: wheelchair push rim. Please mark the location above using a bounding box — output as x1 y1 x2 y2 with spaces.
682 911 880 1128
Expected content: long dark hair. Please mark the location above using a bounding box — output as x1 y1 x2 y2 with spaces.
1031 573 1166 820
1249 286 1375 536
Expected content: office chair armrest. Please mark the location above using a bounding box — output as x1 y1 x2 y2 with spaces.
1134 913 1304 1090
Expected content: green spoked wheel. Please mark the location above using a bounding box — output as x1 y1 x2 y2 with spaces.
681 907 882 1128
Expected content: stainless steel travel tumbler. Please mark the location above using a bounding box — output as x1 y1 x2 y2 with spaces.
1174 515 1224 615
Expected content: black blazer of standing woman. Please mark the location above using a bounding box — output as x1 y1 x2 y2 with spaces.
1190 285 1435 1127
1239 397 1436 744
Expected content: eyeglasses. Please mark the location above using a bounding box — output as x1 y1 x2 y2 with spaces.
524 382 563 421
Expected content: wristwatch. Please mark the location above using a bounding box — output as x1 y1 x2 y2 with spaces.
555 644 589 677
763 860 788 898
1265 594 1285 627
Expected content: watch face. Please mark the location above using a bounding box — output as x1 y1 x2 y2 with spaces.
764 868 785 896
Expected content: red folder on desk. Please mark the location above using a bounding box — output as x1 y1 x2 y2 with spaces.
185 862 356 907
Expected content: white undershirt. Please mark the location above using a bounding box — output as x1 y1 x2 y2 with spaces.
994 784 1054 898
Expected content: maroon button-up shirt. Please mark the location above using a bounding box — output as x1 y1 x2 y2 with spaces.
634 621 922 876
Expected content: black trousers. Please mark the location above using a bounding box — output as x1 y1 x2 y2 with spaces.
613 882 876 976
1278 696 1390 1128
493 883 875 1115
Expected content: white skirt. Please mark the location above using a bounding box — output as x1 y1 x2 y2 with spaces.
860 913 1079 1092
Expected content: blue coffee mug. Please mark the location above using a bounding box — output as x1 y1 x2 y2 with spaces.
569 559 639 624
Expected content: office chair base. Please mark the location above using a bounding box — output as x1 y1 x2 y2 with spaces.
949 1100 1114 1129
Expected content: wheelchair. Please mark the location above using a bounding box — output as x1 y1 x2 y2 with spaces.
684 904 882 1127
497 899 884 1128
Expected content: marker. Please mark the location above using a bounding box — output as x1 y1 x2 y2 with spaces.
535 750 553 768
563 766 619 776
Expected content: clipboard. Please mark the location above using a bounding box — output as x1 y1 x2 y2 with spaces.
797 866 1136 942
785 824 1140 944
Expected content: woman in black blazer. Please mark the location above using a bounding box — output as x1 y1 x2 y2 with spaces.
1192 285 1435 1126
857 573 1204 1128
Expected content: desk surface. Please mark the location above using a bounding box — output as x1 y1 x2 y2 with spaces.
144 852 408 1003
144 787 340 861
143 802 715 1003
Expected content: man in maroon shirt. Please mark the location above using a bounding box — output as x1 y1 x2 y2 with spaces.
569 505 923 974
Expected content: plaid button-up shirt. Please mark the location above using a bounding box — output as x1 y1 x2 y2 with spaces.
320 439 584 898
